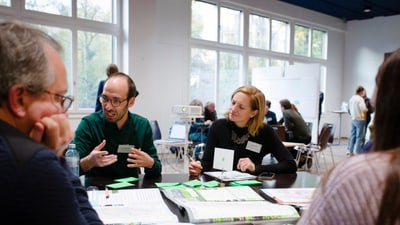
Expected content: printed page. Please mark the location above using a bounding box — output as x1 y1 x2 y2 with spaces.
204 170 257 181
261 188 316 206
90 188 178 224
195 186 264 201
178 200 299 223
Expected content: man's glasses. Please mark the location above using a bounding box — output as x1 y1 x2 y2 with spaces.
43 90 74 113
99 94 127 107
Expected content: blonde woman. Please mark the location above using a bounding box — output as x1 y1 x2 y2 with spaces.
189 85 297 176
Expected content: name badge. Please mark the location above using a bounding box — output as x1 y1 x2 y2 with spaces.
117 144 135 153
246 141 261 153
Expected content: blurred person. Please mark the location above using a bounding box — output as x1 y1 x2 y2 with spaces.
297 48 400 225
363 91 374 130
0 20 103 224
318 91 324 126
74 72 161 179
204 101 217 125
347 86 368 156
188 85 297 177
264 100 278 125
279 99 311 144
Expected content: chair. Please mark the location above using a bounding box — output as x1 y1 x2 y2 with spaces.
327 123 336 145
146 120 163 174
149 120 162 141
294 123 334 172
271 125 286 141
305 122 313 133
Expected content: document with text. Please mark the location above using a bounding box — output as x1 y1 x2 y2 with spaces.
90 188 178 224
161 185 299 223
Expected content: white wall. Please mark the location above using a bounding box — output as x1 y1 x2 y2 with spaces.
128 0 191 138
340 14 400 138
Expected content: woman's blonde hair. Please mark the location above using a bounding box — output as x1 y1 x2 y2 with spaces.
224 85 265 136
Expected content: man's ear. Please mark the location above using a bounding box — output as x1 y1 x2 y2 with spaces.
128 96 135 108
8 86 27 117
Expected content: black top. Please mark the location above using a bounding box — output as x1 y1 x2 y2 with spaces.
0 120 103 225
201 119 297 175
265 110 278 125
204 107 217 122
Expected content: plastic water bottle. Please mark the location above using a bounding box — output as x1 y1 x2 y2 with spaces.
65 143 80 177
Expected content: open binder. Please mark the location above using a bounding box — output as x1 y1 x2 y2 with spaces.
161 185 300 223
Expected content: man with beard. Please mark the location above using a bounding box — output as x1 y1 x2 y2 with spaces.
74 73 161 178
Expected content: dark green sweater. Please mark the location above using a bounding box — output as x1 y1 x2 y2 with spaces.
74 111 161 178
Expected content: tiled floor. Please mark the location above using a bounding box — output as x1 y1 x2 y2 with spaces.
158 138 350 176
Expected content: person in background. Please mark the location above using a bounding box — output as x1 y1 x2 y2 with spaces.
204 101 217 125
188 99 208 143
318 91 324 127
278 103 300 124
74 72 161 179
279 99 311 144
188 85 297 177
95 64 119 112
0 20 103 224
363 91 374 131
297 48 400 225
347 85 368 156
264 100 278 125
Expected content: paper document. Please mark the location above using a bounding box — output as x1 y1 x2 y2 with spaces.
204 170 257 182
162 185 263 202
162 186 299 224
90 188 178 224
261 188 316 206
213 147 234 171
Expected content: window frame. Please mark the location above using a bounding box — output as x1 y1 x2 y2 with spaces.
0 0 123 114
190 0 328 117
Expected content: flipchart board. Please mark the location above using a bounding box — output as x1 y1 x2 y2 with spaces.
252 64 320 142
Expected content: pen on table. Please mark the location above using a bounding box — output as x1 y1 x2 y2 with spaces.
105 187 110 199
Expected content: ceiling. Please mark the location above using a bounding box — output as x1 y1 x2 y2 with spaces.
279 0 400 22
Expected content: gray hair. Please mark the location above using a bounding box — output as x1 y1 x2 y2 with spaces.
0 20 62 105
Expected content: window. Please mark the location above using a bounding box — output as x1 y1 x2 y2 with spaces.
25 0 72 16
249 14 270 50
294 24 310 57
0 0 10 6
2 0 121 112
294 24 327 59
191 0 217 42
312 29 327 59
77 0 114 23
190 0 328 115
218 51 242 108
77 31 114 109
220 7 243 46
271 19 290 53
190 48 217 103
